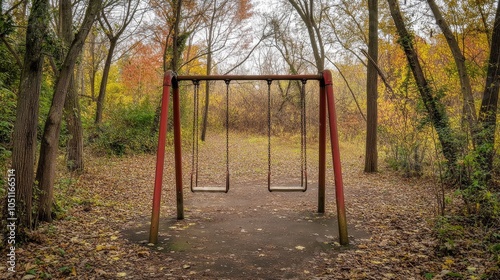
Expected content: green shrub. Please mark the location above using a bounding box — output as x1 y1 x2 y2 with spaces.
0 88 16 190
435 216 465 255
90 100 157 155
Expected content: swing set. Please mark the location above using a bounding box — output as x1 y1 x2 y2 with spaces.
149 70 348 245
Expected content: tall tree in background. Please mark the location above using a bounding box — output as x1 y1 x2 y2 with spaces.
10 0 49 230
200 0 253 141
36 0 101 222
287 0 325 71
169 0 183 71
58 0 84 172
95 0 140 125
477 0 500 185
426 0 478 144
364 0 378 172
387 0 460 174
85 26 107 105
150 0 188 133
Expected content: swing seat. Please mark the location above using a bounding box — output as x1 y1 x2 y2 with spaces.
268 185 307 192
190 173 229 193
191 186 229 193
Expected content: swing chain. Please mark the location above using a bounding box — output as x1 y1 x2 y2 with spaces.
225 80 230 176
301 79 307 188
267 79 273 188
191 80 200 190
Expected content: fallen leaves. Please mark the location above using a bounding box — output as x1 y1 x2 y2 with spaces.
0 134 496 279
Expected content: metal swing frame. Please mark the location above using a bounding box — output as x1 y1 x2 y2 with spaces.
149 71 348 245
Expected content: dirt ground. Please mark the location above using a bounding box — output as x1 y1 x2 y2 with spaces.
2 133 450 279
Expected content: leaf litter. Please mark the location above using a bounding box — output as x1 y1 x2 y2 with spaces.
0 133 496 279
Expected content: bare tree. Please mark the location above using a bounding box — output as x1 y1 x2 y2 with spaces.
200 0 254 141
57 0 84 172
287 0 325 71
95 0 140 124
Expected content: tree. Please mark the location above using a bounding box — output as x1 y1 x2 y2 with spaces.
57 0 84 172
364 0 379 172
476 0 500 185
10 0 49 230
36 0 102 223
426 0 478 144
200 0 254 141
95 0 140 125
84 25 107 105
287 0 325 71
387 0 460 174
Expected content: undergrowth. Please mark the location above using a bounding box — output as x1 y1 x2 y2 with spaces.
434 194 500 279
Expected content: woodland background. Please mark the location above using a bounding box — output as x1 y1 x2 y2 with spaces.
0 0 499 278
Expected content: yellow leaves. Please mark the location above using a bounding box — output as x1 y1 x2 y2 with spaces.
95 244 118 252
43 254 57 263
442 257 455 269
295 245 305 251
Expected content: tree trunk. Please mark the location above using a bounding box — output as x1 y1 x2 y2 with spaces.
153 0 183 133
10 0 49 230
287 0 325 71
201 0 216 142
36 0 101 223
59 0 84 172
95 38 117 124
477 0 500 186
170 0 182 71
426 0 478 144
89 28 97 105
387 0 459 174
364 0 378 173
64 75 84 172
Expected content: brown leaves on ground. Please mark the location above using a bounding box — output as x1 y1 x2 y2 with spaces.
0 133 497 279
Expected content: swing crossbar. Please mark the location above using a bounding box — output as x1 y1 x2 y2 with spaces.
175 74 322 81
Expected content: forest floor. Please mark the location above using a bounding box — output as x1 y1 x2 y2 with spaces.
1 133 499 279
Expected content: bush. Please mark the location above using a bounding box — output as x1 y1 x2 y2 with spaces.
0 88 16 190
90 100 157 155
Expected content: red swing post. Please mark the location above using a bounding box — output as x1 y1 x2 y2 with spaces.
149 71 184 244
321 70 348 245
149 71 174 244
